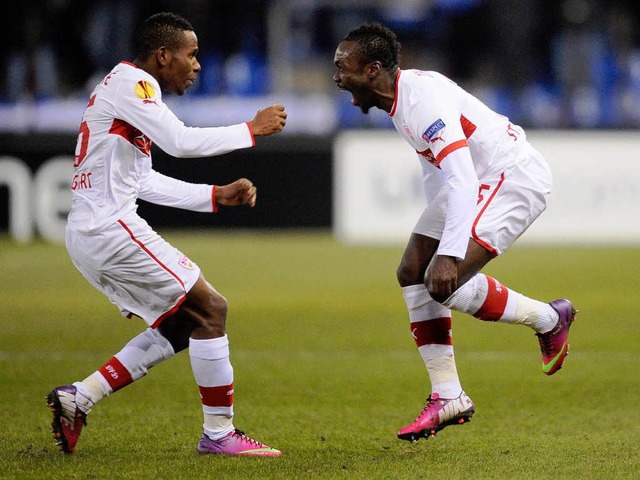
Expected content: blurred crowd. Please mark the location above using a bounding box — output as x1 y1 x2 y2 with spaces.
2 0 640 129
0 0 269 99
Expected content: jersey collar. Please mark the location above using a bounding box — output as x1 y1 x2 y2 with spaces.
389 69 402 117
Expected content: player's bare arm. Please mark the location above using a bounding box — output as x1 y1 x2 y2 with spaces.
249 104 287 136
216 178 257 208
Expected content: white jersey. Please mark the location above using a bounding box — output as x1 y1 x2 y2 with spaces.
67 61 255 233
390 69 531 258
390 69 527 180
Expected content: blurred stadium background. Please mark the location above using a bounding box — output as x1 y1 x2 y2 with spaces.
1 0 640 241
1 3 640 477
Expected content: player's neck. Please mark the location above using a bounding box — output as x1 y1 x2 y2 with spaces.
377 68 399 113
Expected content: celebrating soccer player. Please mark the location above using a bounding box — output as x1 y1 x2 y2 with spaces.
47 12 286 456
333 23 575 442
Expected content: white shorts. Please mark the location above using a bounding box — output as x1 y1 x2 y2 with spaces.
65 211 201 327
413 142 553 257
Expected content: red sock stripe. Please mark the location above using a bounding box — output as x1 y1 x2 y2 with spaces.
98 356 134 392
474 275 508 321
410 317 452 347
199 383 234 408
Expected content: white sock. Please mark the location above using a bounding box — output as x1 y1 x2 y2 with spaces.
402 285 462 399
444 274 559 333
512 295 559 333
189 335 235 440
74 374 108 414
74 328 174 414
425 354 463 398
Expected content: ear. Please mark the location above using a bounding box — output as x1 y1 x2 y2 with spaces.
367 61 383 79
156 46 169 67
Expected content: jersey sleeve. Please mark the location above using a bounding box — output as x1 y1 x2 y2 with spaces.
411 95 468 167
417 153 444 205
114 75 254 158
404 89 477 258
435 147 479 259
138 169 215 212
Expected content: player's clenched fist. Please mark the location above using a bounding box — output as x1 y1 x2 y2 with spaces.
249 104 287 136
216 178 258 208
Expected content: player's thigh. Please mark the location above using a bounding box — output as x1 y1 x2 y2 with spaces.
397 233 439 286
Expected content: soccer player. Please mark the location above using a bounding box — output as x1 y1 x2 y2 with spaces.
333 23 576 442
47 12 287 456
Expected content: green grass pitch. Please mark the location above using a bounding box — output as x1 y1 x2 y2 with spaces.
1 231 639 479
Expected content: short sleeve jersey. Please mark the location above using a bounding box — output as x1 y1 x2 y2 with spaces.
68 61 254 233
389 69 526 185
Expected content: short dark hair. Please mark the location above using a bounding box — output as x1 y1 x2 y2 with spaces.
135 12 194 60
343 23 401 70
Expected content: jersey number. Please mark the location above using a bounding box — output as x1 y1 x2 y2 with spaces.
477 184 491 204
74 120 90 168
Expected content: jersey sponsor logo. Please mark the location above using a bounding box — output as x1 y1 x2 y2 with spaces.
422 118 446 142
133 131 152 154
109 119 152 156
135 80 156 100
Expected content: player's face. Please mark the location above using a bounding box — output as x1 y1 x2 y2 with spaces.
164 30 201 95
333 41 378 114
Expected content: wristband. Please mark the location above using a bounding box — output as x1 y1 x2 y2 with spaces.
212 185 218 213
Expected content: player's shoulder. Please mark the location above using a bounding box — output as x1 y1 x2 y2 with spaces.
94 62 162 109
103 62 159 93
400 69 452 104
402 70 460 93
402 69 449 82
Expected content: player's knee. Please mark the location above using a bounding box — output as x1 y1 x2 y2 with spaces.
204 288 228 323
200 290 228 336
185 279 229 336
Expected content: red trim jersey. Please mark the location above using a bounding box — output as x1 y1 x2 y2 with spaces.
389 69 527 258
68 61 255 233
